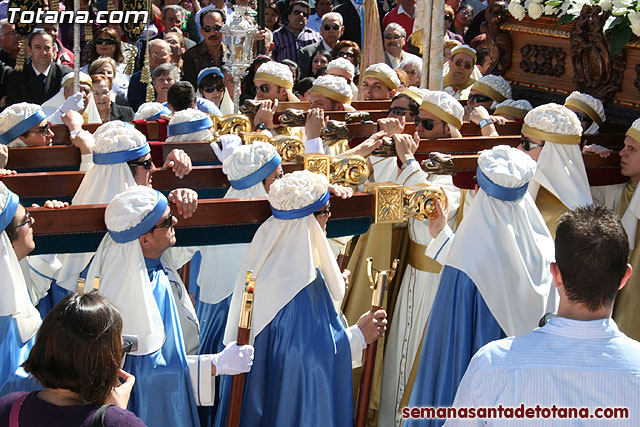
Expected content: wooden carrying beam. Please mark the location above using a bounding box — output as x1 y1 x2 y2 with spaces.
28 194 375 255
447 153 626 189
2 164 305 204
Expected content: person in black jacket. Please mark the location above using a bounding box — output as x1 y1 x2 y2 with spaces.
91 74 134 123
5 31 71 106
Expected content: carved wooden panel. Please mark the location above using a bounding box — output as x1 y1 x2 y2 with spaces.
633 64 640 93
570 5 625 104
483 1 512 75
519 44 566 77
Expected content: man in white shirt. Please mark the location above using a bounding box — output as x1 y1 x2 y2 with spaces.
446 204 640 426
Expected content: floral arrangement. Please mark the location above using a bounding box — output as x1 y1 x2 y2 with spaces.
507 0 639 54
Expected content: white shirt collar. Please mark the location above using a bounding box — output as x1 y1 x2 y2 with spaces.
321 39 332 52
32 62 52 77
398 4 414 18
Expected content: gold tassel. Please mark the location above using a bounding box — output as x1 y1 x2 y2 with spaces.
125 44 137 76
14 38 26 71
77 278 86 294
107 0 116 12
85 23 93 42
146 79 155 102
50 0 59 11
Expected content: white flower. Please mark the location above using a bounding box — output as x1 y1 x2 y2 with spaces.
528 1 545 19
544 5 560 14
598 0 613 11
611 0 632 14
629 10 640 36
508 1 527 19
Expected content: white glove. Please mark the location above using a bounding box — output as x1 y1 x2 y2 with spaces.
211 134 243 162
211 341 254 376
60 92 85 114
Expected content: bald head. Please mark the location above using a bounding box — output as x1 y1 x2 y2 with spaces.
149 39 172 69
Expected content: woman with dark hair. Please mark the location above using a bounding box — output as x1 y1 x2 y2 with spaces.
0 293 146 426
310 51 332 78
86 27 126 67
265 3 281 32
197 67 233 114
451 4 473 37
331 40 361 83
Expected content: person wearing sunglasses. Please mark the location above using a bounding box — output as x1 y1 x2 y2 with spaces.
216 170 385 427
383 23 421 70
381 0 416 50
272 1 321 63
81 186 253 427
197 67 232 113
0 182 71 396
376 87 426 140
518 103 592 237
182 9 229 93
465 74 513 136
252 61 301 133
443 44 477 101
299 13 344 78
563 91 606 135
415 90 464 140
360 63 401 101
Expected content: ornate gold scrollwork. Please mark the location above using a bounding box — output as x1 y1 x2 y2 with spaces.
272 135 305 161
240 131 272 145
321 120 350 142
365 182 404 224
218 115 252 135
297 153 331 180
331 155 369 186
421 152 455 175
403 184 447 220
239 99 261 117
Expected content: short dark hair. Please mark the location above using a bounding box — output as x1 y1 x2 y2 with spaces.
23 293 123 405
476 48 490 66
167 81 197 111
5 203 23 242
555 204 629 311
288 1 310 15
28 29 53 47
200 8 226 28
295 76 315 96
393 93 420 118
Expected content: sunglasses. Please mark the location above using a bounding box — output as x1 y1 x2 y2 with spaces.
415 117 445 131
521 134 544 151
292 10 309 17
17 211 33 228
388 106 409 116
202 84 226 93
384 34 404 40
28 123 51 135
258 84 272 93
323 24 340 31
573 111 594 126
314 202 331 216
127 158 153 170
202 24 223 33
95 38 116 45
468 94 493 103
336 51 355 59
150 211 174 231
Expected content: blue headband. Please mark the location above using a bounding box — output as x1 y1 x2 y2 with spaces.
0 109 47 145
92 144 151 165
0 190 19 232
108 193 169 243
147 107 172 122
197 67 224 87
228 153 282 190
476 167 529 202
167 116 213 137
271 190 330 220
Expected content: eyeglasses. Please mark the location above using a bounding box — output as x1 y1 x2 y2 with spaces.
468 94 493 103
28 123 51 135
388 106 409 116
95 38 116 45
415 117 445 131
292 10 309 17
17 211 33 228
202 24 223 33
150 211 174 231
314 202 331 216
151 51 170 58
384 34 404 40
336 51 355 59
127 158 153 170
202 84 226 93
323 24 340 31
258 84 272 93
521 134 544 151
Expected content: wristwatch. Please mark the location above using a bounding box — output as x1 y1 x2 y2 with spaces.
478 118 494 129
401 158 417 170
254 123 267 131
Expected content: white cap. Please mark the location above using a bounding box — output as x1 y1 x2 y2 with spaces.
134 102 171 121
362 63 401 90
564 91 605 134
0 102 45 147
397 86 427 106
478 145 537 190
254 61 294 90
268 169 329 211
523 103 582 145
309 74 353 105
471 74 512 103
223 142 280 198
420 90 465 130
327 58 355 78
494 99 533 119
165 108 214 143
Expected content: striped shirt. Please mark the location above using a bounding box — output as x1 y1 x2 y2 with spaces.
272 26 321 63
446 317 640 426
